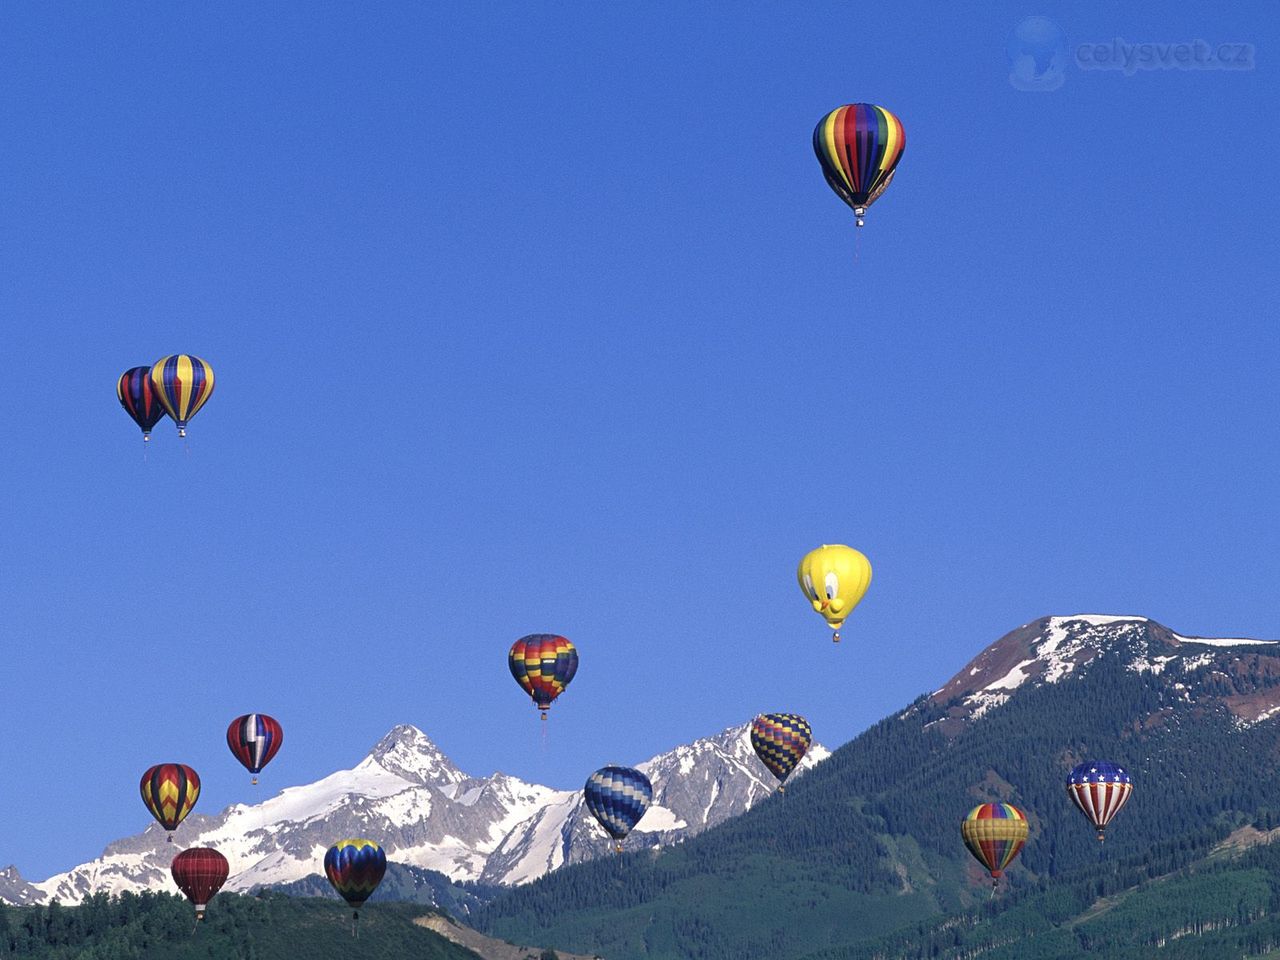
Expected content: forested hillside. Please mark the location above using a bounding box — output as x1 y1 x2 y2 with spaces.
0 891 481 959
475 618 1280 959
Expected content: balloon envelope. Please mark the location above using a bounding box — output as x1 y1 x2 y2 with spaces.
324 839 386 910
961 803 1028 880
509 634 578 713
171 847 229 918
116 366 167 439
750 714 812 786
583 766 653 848
797 544 872 638
1067 761 1133 839
140 764 200 834
150 355 215 436
813 103 905 218
227 713 284 778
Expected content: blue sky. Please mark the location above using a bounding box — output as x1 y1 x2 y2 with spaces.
1 2 1276 879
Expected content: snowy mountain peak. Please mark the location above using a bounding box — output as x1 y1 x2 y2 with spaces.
366 724 467 786
924 615 1279 729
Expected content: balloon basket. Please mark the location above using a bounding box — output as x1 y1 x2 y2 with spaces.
252 776 259 785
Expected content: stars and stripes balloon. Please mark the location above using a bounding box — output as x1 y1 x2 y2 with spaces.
583 766 653 853
509 634 578 719
1067 761 1133 841
961 802 1028 888
116 366 167 441
813 103 906 228
227 713 283 785
149 354 215 438
139 764 200 841
324 838 386 937
749 714 812 791
170 847 229 921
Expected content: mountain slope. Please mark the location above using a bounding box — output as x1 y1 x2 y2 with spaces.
474 615 1280 960
11 722 826 905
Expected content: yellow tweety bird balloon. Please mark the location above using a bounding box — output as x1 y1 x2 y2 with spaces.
797 544 872 642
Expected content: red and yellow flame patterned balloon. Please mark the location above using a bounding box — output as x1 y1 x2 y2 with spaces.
961 803 1028 886
813 103 905 226
325 838 387 936
140 763 200 837
508 634 578 717
149 355 215 437
749 714 812 790
170 847 229 920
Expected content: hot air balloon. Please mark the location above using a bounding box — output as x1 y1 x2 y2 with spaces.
797 544 872 642
813 103 905 227
140 764 200 841
171 847 229 922
227 713 283 785
1067 761 1133 841
324 839 386 937
583 766 653 853
749 714 812 792
509 634 578 719
961 803 1028 889
116 366 167 441
149 355 215 438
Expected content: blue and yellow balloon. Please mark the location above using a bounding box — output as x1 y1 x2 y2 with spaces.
150 355 215 438
797 544 871 642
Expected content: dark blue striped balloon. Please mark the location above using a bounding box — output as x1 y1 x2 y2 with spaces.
583 766 652 851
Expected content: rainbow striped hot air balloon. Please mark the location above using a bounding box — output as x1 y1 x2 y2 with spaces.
150 355 215 438
749 714 812 791
509 634 578 719
813 103 905 227
139 763 200 841
961 802 1028 889
324 839 386 937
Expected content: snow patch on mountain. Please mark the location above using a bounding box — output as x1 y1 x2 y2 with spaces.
13 722 828 905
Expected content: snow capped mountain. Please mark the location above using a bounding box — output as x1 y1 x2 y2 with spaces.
12 722 827 905
919 614 1280 733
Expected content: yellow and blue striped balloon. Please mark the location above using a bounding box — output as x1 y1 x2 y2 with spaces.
150 355 215 437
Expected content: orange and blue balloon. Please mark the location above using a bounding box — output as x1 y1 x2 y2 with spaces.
227 713 283 785
116 366 167 441
1067 761 1133 841
150 355 215 437
324 838 386 936
584 766 652 853
961 802 1028 888
749 714 812 791
814 104 905 227
509 634 578 718
140 763 200 840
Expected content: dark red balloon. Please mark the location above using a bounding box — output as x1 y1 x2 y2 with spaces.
171 847 229 919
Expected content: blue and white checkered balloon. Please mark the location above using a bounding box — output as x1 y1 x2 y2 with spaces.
584 765 653 850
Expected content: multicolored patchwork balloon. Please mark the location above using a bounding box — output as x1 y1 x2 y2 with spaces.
116 366 167 441
140 763 200 840
227 713 283 784
749 714 812 791
961 802 1028 888
584 766 653 853
509 634 578 718
1067 761 1133 841
324 838 386 937
813 103 906 227
149 354 215 438
171 847 229 921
